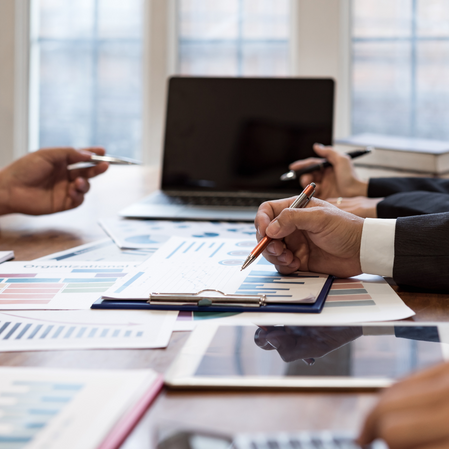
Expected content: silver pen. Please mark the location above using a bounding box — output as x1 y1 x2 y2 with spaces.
68 153 142 170
89 154 141 165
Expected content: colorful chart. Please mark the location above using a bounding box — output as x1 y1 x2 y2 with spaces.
236 270 319 298
0 379 83 447
0 268 125 306
324 278 375 308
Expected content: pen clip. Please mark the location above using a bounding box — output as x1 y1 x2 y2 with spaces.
148 289 266 307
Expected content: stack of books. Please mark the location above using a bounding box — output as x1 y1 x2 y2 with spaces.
335 133 449 175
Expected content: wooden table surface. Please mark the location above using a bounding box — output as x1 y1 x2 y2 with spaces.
1 165 448 448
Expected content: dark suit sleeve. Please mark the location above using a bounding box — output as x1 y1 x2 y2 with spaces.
368 178 449 218
393 213 449 290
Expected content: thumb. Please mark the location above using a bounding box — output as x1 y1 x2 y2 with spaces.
313 144 344 166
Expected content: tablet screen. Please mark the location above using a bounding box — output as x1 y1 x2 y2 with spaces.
194 325 443 379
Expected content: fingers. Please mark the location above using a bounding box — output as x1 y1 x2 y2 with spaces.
289 156 324 171
265 198 331 240
358 362 449 448
82 146 106 156
312 143 348 166
38 146 107 166
255 197 298 238
74 177 90 194
70 161 109 181
65 178 91 210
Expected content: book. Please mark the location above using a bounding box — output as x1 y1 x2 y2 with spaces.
335 133 449 175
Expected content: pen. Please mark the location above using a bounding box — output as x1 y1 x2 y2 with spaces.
240 182 316 271
68 154 142 170
280 147 372 181
89 154 141 165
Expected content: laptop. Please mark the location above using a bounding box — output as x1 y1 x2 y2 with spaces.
120 77 334 221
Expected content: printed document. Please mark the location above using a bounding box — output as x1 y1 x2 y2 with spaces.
102 237 329 304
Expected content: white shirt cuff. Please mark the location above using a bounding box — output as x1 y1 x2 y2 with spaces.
360 218 396 277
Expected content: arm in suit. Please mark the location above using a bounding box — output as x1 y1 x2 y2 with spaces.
369 177 449 218
394 212 449 289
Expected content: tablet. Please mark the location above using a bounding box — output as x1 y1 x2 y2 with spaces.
165 323 449 389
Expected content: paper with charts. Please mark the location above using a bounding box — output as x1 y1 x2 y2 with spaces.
36 238 155 263
0 367 161 449
0 309 176 351
99 218 257 249
176 273 415 327
0 261 141 310
102 237 329 304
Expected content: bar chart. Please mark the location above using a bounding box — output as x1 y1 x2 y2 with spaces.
0 263 136 309
324 278 375 308
0 312 172 351
236 270 322 298
0 379 83 447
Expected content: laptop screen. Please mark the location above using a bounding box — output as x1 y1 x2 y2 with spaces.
162 77 334 194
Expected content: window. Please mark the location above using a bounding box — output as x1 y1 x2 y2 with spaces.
177 0 291 76
31 0 143 158
352 0 449 140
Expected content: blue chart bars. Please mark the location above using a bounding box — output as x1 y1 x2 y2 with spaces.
237 271 319 298
0 320 145 341
0 380 83 447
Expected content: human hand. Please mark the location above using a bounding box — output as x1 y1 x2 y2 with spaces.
327 196 383 218
254 197 364 277
358 361 449 449
289 144 368 200
254 326 363 362
0 147 109 215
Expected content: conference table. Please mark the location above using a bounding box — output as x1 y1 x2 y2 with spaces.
1 165 448 448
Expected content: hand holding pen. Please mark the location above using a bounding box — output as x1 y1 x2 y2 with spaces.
281 146 372 181
280 144 370 202
241 182 316 271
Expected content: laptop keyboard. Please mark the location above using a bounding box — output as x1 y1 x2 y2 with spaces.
233 432 387 449
153 195 279 208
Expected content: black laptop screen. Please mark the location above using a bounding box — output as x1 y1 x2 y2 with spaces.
162 77 334 194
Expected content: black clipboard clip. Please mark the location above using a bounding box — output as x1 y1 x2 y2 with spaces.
149 289 266 308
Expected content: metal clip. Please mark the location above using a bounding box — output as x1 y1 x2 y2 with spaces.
148 289 266 307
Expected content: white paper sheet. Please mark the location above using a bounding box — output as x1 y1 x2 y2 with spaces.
99 218 257 249
36 238 154 263
0 367 159 449
176 274 415 325
0 261 140 310
0 309 176 350
0 251 14 263
102 237 329 304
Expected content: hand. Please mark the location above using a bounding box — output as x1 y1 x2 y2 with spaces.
255 197 364 277
254 326 363 362
358 361 449 449
327 196 383 218
0 147 109 215
289 144 368 200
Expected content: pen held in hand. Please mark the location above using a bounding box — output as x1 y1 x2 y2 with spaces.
280 147 372 181
240 182 316 271
68 154 142 170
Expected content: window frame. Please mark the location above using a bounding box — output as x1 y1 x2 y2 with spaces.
0 0 351 167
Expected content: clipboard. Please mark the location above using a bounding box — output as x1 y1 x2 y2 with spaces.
92 275 334 314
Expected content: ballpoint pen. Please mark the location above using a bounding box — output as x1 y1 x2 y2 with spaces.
240 182 316 271
280 147 372 181
68 154 142 170
88 154 141 165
